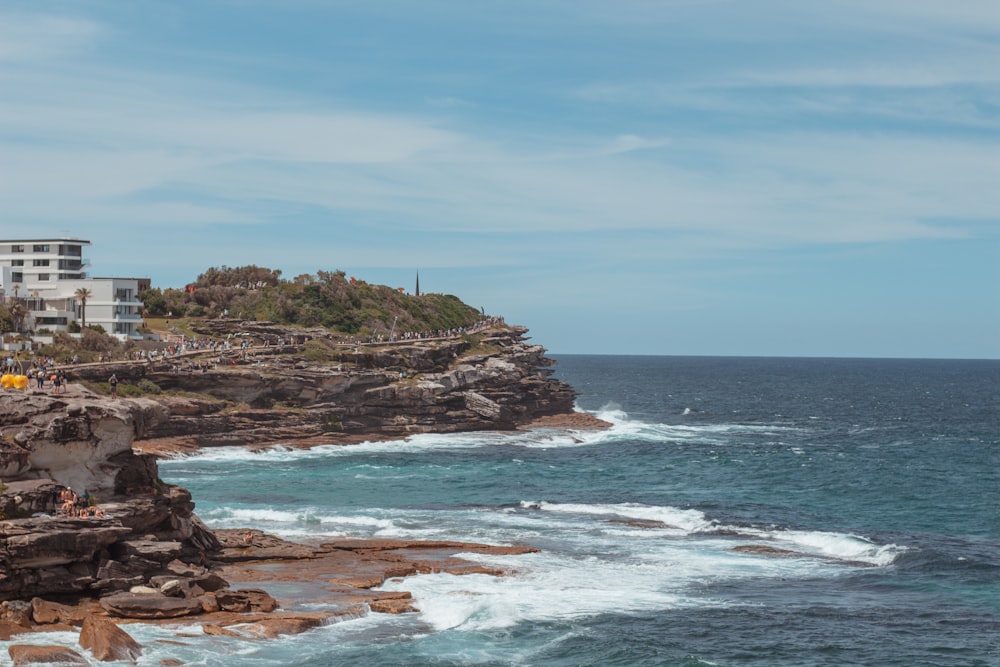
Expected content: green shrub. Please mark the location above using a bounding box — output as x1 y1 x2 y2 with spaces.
118 378 162 397
303 339 338 362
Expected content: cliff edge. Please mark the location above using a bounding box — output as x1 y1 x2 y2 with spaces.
67 322 583 454
0 391 220 604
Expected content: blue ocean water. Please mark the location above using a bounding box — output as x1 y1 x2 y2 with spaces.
13 356 999 666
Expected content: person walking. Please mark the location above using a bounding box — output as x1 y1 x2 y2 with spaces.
108 373 119 399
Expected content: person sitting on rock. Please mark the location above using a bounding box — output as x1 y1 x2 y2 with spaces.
60 488 78 514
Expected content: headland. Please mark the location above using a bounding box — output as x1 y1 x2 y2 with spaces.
0 321 607 663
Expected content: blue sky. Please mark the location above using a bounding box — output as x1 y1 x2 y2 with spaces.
1 1 998 358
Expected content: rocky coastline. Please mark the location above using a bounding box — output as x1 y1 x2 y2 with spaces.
0 323 603 664
65 322 588 455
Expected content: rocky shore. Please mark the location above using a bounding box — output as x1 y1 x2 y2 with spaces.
62 322 588 455
0 323 603 664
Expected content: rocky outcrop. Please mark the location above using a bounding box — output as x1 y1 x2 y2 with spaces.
65 324 580 451
0 392 166 493
79 616 143 662
0 392 220 603
8 644 88 665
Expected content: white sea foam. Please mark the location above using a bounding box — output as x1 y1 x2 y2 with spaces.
749 528 906 566
365 498 906 635
156 405 806 473
376 534 821 634
514 500 904 566
523 500 715 533
201 506 397 533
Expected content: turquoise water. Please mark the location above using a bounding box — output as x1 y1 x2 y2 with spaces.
9 356 999 665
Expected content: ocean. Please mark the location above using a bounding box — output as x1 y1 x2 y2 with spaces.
12 355 1000 665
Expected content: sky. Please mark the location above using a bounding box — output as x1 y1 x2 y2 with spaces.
1 1 998 358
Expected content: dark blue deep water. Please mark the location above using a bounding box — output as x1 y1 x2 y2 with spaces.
108 356 999 665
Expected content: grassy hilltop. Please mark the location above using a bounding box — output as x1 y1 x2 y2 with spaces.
1 265 486 365
139 265 482 337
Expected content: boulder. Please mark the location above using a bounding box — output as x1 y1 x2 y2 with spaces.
79 615 143 663
113 539 183 563
197 592 220 613
158 579 188 598
190 572 229 593
0 599 34 627
203 623 240 637
369 597 418 614
215 588 278 613
8 644 88 665
93 559 145 591
129 585 160 595
239 615 323 638
99 592 203 619
31 597 84 625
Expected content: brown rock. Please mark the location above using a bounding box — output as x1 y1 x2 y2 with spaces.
215 588 278 613
1 600 34 627
368 598 418 614
240 616 324 638
197 592 220 614
128 324 578 450
0 620 21 640
203 623 240 637
8 644 88 665
79 615 143 663
31 597 84 625
99 592 204 619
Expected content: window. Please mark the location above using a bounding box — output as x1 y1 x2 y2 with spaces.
38 273 50 281
11 259 23 267
11 272 22 282
33 259 50 267
11 245 24 252
33 244 50 252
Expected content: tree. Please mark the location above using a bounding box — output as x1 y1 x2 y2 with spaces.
138 288 167 316
8 300 27 333
74 287 93 329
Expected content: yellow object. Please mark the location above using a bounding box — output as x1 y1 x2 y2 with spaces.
13 375 29 390
0 374 11 388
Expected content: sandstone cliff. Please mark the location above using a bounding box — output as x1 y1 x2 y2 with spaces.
0 391 220 603
70 323 579 452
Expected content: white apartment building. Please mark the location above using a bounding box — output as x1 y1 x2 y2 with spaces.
0 238 146 340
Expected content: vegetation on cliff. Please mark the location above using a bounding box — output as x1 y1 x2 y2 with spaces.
138 265 481 337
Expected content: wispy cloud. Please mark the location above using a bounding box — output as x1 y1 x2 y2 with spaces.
0 11 102 62
0 3 997 356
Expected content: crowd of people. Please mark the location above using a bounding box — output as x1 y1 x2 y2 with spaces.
363 316 506 344
1 356 70 393
1 315 509 397
58 487 106 518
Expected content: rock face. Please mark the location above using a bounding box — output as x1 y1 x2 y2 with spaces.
78 615 143 662
0 392 220 603
8 644 89 665
67 324 579 451
0 392 165 493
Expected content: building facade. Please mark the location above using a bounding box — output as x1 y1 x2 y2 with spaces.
0 238 146 340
